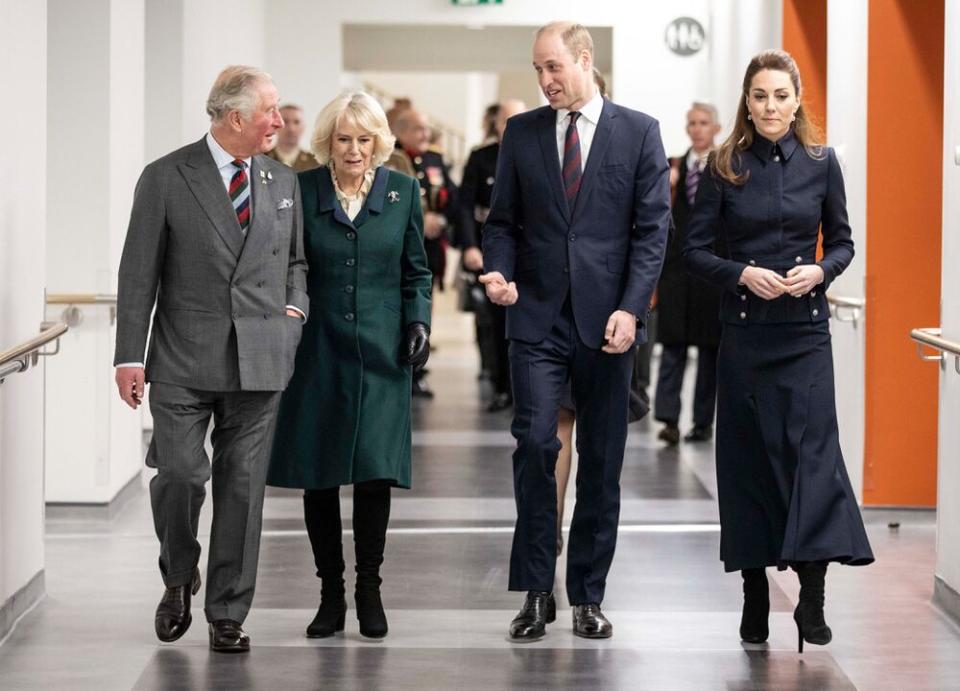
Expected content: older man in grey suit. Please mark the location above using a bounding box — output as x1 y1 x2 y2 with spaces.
114 65 308 653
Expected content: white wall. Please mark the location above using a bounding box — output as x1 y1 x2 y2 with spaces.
0 0 48 614
44 0 145 503
263 0 781 158
826 0 869 502
935 0 960 595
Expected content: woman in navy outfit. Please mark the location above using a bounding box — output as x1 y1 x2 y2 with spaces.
682 50 873 652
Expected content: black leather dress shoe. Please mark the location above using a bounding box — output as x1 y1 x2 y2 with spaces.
684 425 713 442
509 591 556 642
572 603 613 639
155 567 201 643
486 392 513 412
658 425 680 445
209 619 250 653
411 377 434 399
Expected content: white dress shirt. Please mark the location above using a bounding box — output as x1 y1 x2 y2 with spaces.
555 88 605 171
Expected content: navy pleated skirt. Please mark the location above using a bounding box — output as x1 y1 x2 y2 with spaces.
715 320 874 572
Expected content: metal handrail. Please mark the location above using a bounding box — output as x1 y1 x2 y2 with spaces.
0 322 69 385
911 327 960 374
46 293 116 305
827 294 865 324
46 293 117 327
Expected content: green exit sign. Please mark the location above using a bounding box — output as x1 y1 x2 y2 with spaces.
452 0 503 4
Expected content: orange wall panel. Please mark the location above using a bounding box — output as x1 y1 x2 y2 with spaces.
864 0 943 506
783 0 828 131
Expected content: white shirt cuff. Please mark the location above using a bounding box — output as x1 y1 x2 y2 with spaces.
286 305 306 322
115 362 144 368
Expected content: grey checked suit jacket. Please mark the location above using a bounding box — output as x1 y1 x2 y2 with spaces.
114 137 309 392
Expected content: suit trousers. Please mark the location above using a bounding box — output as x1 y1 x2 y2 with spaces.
654 344 718 428
507 298 633 604
146 382 281 623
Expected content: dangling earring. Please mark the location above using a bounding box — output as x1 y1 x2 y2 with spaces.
747 114 752 121
791 112 797 122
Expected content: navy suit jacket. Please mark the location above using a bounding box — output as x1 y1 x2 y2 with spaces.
481 100 671 349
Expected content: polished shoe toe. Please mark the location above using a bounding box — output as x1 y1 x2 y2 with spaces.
509 591 554 641
155 567 201 643
572 603 613 639
209 619 250 653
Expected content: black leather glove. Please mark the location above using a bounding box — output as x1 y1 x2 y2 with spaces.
404 322 430 371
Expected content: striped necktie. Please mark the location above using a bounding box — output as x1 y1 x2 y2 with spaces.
230 159 250 234
686 158 702 206
563 111 582 210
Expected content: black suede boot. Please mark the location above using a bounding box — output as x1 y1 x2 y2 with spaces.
353 481 391 639
793 561 832 652
304 488 347 638
739 567 769 643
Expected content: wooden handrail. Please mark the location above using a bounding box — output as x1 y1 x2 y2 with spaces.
46 293 116 305
911 327 960 374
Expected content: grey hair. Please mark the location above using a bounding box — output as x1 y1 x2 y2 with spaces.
689 101 719 124
206 65 272 122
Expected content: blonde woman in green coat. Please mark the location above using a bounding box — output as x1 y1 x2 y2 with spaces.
268 92 432 640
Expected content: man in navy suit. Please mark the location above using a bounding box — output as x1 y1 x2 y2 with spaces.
480 21 670 641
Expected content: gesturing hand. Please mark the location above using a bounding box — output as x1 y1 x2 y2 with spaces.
739 266 788 301
462 247 484 272
478 271 519 306
602 310 637 354
783 264 825 297
115 366 145 410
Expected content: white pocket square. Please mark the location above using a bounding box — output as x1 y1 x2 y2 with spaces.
277 198 294 210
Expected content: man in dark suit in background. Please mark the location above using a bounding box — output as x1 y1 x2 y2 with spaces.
114 65 308 653
481 21 670 641
654 102 723 445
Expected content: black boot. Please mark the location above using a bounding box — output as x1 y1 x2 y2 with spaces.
793 561 832 652
739 568 769 643
354 481 391 639
304 488 347 638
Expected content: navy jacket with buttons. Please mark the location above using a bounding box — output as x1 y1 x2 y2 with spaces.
681 130 854 325
482 101 671 348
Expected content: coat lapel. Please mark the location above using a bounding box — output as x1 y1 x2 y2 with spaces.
178 138 244 260
353 166 390 228
537 109 571 224
237 156 277 269
571 99 617 223
315 165 391 229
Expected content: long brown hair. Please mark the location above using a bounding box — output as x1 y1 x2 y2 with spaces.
711 50 824 185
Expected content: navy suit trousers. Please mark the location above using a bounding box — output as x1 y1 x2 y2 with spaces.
507 299 633 604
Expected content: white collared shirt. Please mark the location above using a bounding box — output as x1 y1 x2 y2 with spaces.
206 131 252 194
555 88 605 171
686 148 710 174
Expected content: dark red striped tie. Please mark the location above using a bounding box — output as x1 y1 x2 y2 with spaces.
229 159 250 234
563 111 582 210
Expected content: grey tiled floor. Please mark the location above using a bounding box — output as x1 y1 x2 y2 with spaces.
3 297 960 689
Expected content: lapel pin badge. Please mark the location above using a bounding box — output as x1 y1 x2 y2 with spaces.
387 191 400 203
259 170 273 184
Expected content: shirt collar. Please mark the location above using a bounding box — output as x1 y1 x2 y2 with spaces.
556 88 604 126
686 147 711 171
750 127 799 162
206 131 252 170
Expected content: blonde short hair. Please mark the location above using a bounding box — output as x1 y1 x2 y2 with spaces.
206 65 272 122
536 21 594 62
310 92 396 168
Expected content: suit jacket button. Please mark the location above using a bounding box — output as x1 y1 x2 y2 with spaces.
273 248 279 256
739 312 747 319
345 285 355 293
563 266 569 273
810 291 816 297
346 232 356 240
263 314 269 320
740 294 747 302
812 309 819 317
257 281 264 288
346 259 355 266
568 234 576 242
345 313 355 322
749 260 756 266
233 312 240 319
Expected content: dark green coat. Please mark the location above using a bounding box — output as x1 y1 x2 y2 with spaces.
267 165 432 489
